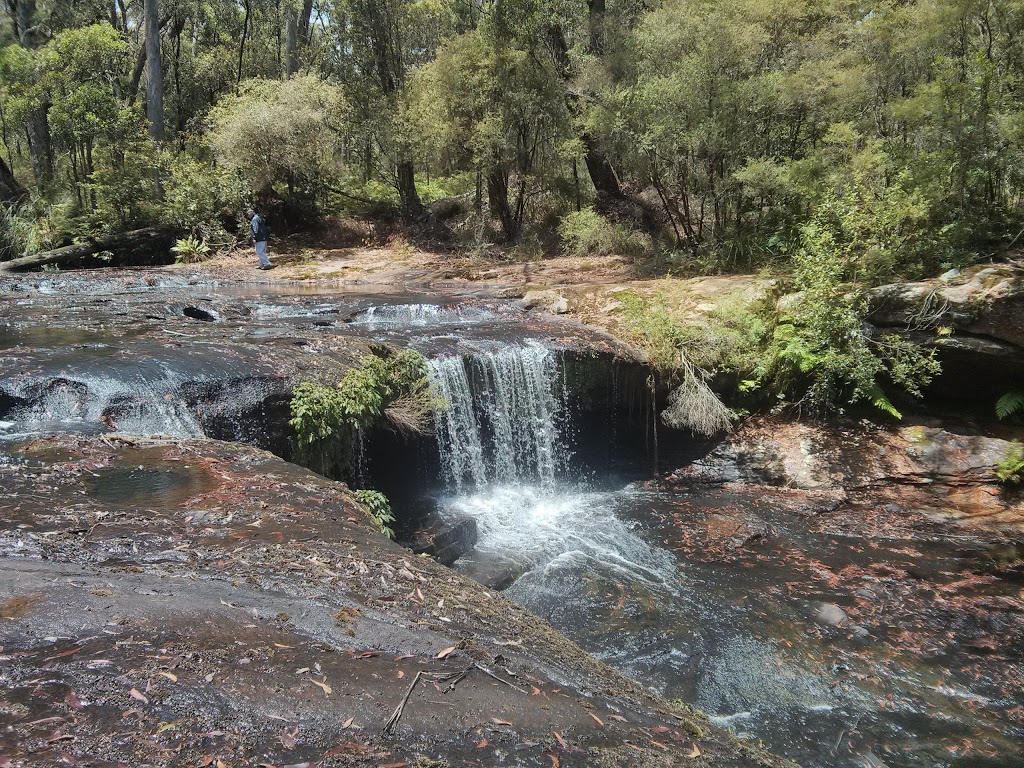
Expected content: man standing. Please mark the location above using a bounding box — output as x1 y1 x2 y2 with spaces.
246 208 272 270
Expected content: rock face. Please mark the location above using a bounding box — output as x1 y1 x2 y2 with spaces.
672 417 1024 530
867 264 1024 402
0 435 789 768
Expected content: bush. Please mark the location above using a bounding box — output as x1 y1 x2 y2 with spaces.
0 204 47 261
163 153 248 232
354 490 396 538
289 349 435 480
558 207 652 258
756 221 940 417
207 75 347 205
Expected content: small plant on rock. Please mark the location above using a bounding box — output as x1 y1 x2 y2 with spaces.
354 489 396 538
994 441 1024 485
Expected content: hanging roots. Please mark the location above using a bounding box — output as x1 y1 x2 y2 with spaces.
660 354 732 436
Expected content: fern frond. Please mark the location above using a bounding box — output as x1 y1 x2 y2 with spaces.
867 384 902 420
995 389 1024 421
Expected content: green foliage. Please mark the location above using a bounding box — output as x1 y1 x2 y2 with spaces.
354 490 396 538
163 154 248 232
994 441 1024 484
206 75 347 205
618 289 689 373
171 236 211 264
289 350 433 480
754 221 940 417
558 208 652 259
996 389 1024 421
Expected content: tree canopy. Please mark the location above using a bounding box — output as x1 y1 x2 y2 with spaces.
0 0 1021 272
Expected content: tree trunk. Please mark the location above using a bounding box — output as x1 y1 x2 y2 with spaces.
15 0 37 45
587 0 606 56
0 225 180 272
284 8 298 76
298 0 313 44
144 0 164 141
547 23 623 204
26 104 52 190
0 157 28 204
397 160 423 215
237 0 251 85
486 165 516 242
127 14 171 106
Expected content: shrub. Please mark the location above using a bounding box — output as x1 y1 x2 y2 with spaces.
758 220 939 417
558 207 652 259
289 349 435 480
354 490 396 538
207 74 347 205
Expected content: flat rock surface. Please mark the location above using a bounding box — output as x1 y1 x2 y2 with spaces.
0 435 789 768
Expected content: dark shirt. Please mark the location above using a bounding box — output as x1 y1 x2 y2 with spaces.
250 213 268 243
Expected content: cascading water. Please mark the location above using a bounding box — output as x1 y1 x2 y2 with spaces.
427 341 567 491
422 341 866 761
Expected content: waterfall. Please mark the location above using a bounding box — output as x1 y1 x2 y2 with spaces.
427 342 568 491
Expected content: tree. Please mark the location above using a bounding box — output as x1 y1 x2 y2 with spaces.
144 0 164 141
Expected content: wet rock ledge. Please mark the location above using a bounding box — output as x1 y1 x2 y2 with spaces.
0 435 791 768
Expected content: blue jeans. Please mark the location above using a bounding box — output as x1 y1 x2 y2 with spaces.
255 240 271 267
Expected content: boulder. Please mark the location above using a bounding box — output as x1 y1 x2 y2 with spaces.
866 265 1024 401
521 289 569 315
406 512 478 565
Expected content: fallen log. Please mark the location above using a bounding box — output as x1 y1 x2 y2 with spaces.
0 224 181 272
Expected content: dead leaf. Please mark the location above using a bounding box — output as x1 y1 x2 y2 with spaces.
397 670 405 679
280 726 298 750
684 743 701 759
64 691 83 709
548 754 561 768
159 671 178 683
129 688 149 704
491 717 513 726
378 763 409 768
552 731 568 749
531 686 542 696
588 712 604 726
197 757 216 767
394 654 415 661
342 718 353 729
310 679 332 697
475 738 489 748
435 646 457 660
608 714 628 722
650 726 671 733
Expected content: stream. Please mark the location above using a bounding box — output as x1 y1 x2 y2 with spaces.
2 275 1022 768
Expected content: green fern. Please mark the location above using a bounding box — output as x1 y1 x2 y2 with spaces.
867 384 902 420
996 389 1024 421
994 441 1024 484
